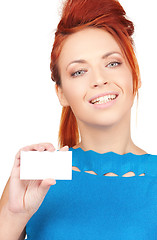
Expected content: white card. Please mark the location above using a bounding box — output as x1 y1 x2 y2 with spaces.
20 151 72 180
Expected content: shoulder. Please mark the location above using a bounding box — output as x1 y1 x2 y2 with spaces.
144 153 157 176
131 145 148 155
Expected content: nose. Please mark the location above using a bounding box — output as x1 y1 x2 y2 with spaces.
90 68 108 88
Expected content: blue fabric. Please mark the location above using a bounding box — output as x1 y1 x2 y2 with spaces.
26 147 157 239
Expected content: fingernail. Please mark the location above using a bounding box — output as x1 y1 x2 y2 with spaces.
63 145 69 149
51 180 56 185
48 180 56 186
62 146 69 150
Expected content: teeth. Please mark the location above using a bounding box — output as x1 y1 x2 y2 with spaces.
91 94 117 104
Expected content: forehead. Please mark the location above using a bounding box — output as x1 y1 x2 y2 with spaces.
58 27 123 65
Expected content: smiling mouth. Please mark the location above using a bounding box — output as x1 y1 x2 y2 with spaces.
90 94 118 104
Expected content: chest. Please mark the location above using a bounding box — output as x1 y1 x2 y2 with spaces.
26 174 157 240
72 166 145 176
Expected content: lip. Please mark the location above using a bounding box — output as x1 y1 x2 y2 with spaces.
88 91 119 103
89 94 119 109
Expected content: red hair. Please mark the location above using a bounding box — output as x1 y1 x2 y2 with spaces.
50 0 140 148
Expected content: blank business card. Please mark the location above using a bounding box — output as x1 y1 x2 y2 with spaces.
20 150 72 180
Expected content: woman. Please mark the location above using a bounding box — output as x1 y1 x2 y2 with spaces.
1 0 157 239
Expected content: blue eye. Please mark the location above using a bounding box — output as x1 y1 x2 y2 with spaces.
71 70 86 77
107 62 121 68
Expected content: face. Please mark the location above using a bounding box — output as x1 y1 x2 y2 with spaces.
56 27 141 128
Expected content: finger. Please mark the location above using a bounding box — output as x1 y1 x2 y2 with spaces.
60 145 69 151
19 144 45 152
13 145 40 170
23 143 55 152
40 178 56 187
36 143 56 152
15 150 20 160
42 143 55 152
14 145 36 169
14 146 31 169
22 144 43 151
11 156 20 177
13 150 21 168
38 178 56 198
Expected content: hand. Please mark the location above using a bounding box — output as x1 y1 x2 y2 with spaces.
8 143 69 217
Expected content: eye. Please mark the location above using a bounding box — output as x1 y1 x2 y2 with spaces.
106 61 121 68
71 69 86 77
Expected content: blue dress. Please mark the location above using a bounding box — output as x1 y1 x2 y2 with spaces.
26 147 157 239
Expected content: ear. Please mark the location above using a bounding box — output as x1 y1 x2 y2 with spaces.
55 84 69 107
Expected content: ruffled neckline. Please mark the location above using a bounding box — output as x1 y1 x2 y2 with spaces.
69 147 151 176
70 147 149 156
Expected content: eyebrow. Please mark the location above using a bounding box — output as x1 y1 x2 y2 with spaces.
66 51 122 70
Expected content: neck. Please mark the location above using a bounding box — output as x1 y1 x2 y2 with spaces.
76 111 136 154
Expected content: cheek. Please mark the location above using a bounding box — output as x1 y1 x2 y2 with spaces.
62 81 86 104
117 67 134 106
121 67 134 94
123 74 135 106
126 75 134 95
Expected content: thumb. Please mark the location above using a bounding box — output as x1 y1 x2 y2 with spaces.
38 178 56 196
60 145 69 151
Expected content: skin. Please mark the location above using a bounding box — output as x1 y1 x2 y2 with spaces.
56 27 147 176
0 143 69 240
56 27 145 154
0 27 146 240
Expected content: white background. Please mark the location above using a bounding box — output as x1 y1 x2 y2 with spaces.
0 0 157 197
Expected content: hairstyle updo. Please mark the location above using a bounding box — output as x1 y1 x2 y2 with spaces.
50 0 140 148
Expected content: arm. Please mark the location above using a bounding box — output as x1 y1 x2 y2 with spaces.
0 178 29 240
0 143 62 240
